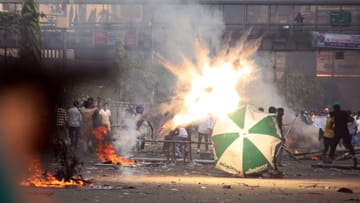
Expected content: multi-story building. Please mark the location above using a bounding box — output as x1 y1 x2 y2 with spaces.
1 0 360 108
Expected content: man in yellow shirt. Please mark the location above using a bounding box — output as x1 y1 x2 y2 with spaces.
323 112 334 162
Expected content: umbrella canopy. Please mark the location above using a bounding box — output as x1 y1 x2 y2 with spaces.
212 104 282 177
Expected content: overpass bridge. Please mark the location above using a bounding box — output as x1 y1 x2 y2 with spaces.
1 0 359 65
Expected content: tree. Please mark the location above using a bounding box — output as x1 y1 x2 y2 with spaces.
277 70 325 111
19 0 44 67
0 0 44 67
0 12 21 64
114 41 158 103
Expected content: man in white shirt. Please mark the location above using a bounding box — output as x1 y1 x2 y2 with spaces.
197 114 214 153
313 109 328 151
68 101 82 149
99 103 111 132
175 127 188 158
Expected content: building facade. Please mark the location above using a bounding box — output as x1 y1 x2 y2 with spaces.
1 0 360 108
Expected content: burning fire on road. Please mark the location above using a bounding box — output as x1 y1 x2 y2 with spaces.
292 149 323 161
22 125 136 189
310 156 321 160
20 159 90 188
93 126 135 166
293 149 300 155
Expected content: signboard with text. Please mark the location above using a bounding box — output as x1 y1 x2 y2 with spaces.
312 32 360 50
330 11 351 26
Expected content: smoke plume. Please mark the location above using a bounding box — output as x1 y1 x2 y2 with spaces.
115 1 319 153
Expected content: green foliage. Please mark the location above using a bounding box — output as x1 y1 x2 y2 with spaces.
0 0 45 66
277 71 324 111
0 12 21 31
115 41 158 103
19 0 43 67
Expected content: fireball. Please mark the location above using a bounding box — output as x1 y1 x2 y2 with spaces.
158 34 261 127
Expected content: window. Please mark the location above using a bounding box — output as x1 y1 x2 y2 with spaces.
247 6 268 24
112 4 143 23
1 3 22 13
270 6 293 24
224 5 245 25
335 52 344 60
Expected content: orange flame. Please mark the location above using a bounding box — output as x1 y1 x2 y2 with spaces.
293 149 300 155
93 126 135 166
311 156 320 160
20 159 86 188
284 136 293 148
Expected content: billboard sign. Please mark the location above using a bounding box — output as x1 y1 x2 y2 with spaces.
312 32 360 50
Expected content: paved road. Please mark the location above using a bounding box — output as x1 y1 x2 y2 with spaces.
21 158 360 203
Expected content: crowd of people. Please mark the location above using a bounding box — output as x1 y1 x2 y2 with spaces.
55 97 112 153
259 106 286 168
55 97 359 169
162 113 215 159
314 103 359 168
262 104 359 169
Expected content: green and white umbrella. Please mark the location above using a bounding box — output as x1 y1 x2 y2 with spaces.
212 105 282 177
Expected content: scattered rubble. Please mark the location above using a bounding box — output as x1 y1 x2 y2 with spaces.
223 185 231 189
344 198 360 202
337 188 354 194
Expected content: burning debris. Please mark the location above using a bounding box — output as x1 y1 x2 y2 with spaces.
20 159 90 188
93 126 135 166
20 139 92 188
310 156 321 161
293 149 300 155
292 149 322 160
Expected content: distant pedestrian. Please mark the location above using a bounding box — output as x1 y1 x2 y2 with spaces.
56 103 68 144
353 112 360 147
275 107 285 167
68 101 82 149
175 127 188 158
197 114 215 153
276 108 284 136
80 98 98 153
294 12 304 24
323 112 334 162
347 110 357 138
268 106 276 114
99 103 111 132
162 128 177 153
329 103 357 168
313 108 328 151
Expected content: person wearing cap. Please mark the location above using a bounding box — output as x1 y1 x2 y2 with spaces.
329 102 357 168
